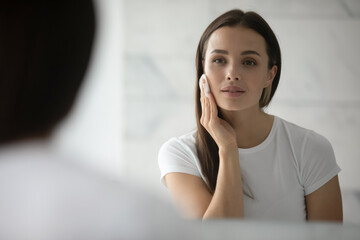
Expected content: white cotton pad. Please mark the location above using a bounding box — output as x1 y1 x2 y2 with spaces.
199 74 210 97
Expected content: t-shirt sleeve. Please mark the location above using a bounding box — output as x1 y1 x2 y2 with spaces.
158 138 201 187
301 131 341 195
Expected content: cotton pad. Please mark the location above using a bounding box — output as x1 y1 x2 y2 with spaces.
199 74 210 97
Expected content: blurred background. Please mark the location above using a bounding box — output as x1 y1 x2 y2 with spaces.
51 0 360 225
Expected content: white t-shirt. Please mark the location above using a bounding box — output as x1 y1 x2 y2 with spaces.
158 116 341 221
0 140 193 240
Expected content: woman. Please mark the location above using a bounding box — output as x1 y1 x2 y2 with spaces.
158 9 342 221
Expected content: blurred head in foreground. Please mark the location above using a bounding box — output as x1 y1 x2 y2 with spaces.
0 0 95 144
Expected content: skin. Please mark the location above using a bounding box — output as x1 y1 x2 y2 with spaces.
165 26 342 221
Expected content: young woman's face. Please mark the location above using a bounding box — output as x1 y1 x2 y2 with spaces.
203 26 277 112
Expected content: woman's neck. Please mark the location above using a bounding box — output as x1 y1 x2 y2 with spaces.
220 106 274 149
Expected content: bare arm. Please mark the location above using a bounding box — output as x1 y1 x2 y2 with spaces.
164 173 212 218
305 175 342 222
203 147 243 218
165 147 243 219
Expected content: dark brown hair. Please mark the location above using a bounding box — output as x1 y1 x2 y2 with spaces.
0 1 95 144
195 9 281 193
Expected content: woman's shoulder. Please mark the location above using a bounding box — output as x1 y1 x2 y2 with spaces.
275 116 333 152
159 130 197 154
276 116 310 135
158 130 202 183
274 117 340 195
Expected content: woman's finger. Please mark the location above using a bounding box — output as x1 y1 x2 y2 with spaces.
207 92 218 124
202 84 210 126
200 88 204 118
200 83 206 125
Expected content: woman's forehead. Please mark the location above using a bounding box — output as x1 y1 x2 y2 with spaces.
206 26 267 56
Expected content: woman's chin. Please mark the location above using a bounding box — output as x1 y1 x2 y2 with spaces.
218 102 260 113
218 104 244 112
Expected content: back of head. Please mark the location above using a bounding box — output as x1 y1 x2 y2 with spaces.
0 0 96 144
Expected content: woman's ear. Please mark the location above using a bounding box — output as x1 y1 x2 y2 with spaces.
264 65 277 88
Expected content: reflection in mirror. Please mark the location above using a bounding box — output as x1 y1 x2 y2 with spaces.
123 0 360 226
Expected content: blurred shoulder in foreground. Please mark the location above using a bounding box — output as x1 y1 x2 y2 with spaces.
0 141 188 239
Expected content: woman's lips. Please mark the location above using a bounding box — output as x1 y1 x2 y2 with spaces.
221 86 245 97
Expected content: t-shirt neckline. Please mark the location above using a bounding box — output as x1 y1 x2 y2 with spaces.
237 115 278 154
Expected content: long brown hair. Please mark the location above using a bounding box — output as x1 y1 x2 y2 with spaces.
195 9 282 193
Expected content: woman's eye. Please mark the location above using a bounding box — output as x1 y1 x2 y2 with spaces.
213 58 225 64
243 60 256 66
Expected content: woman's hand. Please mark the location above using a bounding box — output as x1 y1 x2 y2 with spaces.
199 79 244 219
200 81 237 151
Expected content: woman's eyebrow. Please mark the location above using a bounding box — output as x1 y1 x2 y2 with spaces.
210 49 228 54
210 49 261 56
241 50 261 56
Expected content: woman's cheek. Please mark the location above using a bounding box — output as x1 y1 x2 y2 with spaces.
207 74 220 93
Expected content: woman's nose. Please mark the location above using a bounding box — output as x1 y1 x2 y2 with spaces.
226 70 240 81
226 63 240 80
